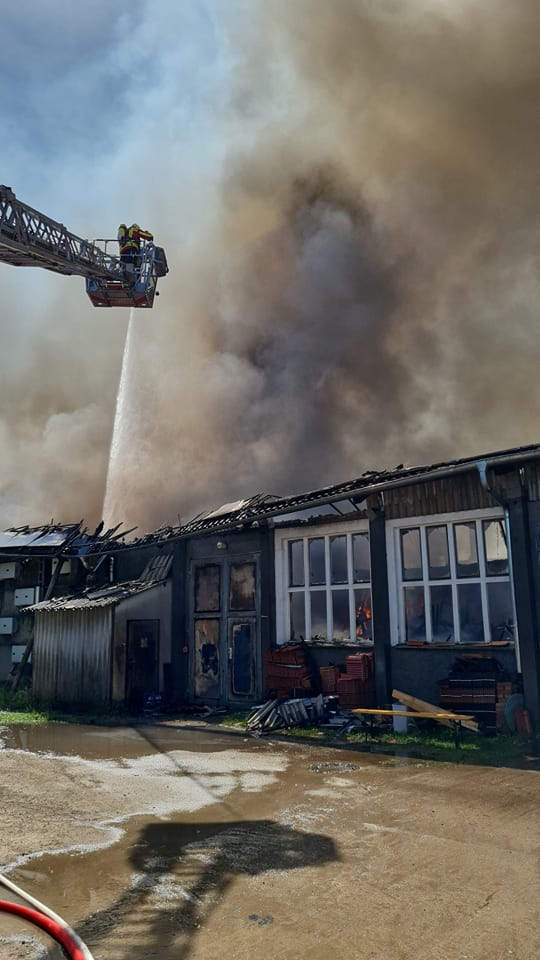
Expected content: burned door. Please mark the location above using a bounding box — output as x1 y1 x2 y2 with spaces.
193 564 221 699
227 562 257 699
192 557 259 704
126 620 159 710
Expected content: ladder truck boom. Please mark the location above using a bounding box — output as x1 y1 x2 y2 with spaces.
0 185 168 308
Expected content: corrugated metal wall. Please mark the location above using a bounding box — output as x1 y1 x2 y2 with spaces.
33 607 113 708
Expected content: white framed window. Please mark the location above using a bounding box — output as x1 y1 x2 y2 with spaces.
275 521 371 645
387 509 515 645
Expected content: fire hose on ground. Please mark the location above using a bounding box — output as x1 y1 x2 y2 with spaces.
0 871 95 960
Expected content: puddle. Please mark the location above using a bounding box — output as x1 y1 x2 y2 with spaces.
0 722 255 760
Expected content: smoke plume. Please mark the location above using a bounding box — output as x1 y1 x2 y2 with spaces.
2 1 540 532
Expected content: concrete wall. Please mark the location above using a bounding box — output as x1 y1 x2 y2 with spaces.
390 646 518 706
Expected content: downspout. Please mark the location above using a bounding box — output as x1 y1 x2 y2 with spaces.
476 460 519 670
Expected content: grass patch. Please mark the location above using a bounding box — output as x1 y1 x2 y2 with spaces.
218 712 250 728
0 684 55 725
343 727 533 766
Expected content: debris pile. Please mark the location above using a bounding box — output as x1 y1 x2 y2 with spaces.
247 694 327 733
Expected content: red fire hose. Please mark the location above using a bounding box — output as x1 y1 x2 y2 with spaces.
0 899 87 960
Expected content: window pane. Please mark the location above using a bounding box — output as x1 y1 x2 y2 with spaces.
454 522 480 578
194 564 220 612
309 538 326 585
310 591 327 639
332 589 350 640
330 536 348 584
401 528 422 581
404 586 425 641
288 540 304 587
229 562 256 611
487 581 514 642
458 583 484 642
427 526 450 579
483 520 509 576
290 593 305 641
354 588 373 642
353 533 370 582
430 585 454 643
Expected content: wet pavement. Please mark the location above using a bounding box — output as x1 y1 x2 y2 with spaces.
1 721 539 960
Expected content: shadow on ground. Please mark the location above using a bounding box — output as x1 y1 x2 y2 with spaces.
71 818 339 960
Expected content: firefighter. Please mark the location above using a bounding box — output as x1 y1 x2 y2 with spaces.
117 223 137 272
128 223 154 274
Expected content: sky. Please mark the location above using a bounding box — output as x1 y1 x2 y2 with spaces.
1 0 540 534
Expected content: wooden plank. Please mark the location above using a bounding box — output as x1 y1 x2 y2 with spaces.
392 688 479 732
352 708 473 720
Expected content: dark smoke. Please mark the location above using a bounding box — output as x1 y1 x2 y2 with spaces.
4 1 540 532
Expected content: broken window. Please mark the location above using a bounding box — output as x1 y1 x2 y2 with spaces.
194 564 220 613
404 586 426 642
282 526 371 645
310 591 327 639
427 525 450 579
454 522 479 577
352 533 370 582
288 540 304 587
309 538 326 585
401 528 422 581
229 562 256 611
332 589 350 640
483 520 508 576
330 536 347 584
290 592 305 641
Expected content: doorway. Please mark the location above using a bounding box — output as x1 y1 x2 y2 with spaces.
126 619 159 710
192 558 259 704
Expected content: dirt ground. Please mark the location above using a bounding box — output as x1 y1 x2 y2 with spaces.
0 720 539 960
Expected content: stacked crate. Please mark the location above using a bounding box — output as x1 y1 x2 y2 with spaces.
264 644 313 699
319 665 340 695
335 653 375 709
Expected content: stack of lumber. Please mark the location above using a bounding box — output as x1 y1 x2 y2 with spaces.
247 695 325 733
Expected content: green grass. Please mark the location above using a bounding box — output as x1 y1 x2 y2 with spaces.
0 684 54 724
215 710 537 767
342 727 533 766
219 712 251 728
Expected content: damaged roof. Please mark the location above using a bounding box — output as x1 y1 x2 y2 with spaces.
0 520 136 558
137 440 540 543
26 553 173 613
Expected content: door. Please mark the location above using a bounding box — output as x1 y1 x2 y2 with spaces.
192 558 259 704
126 620 159 710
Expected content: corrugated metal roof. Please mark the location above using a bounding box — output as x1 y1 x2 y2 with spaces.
25 553 173 612
27 579 163 612
138 552 173 582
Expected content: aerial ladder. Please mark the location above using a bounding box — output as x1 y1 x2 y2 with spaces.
0 185 168 308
